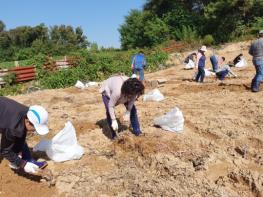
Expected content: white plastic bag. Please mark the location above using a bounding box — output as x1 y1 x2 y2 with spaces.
33 121 84 162
143 89 165 102
235 58 247 68
154 107 184 133
184 59 195 70
75 80 85 89
86 81 98 87
205 69 215 77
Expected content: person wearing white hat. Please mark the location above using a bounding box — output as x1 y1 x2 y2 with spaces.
195 45 207 82
249 30 263 92
0 97 49 175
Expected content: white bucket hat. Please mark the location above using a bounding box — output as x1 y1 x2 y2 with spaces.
200 45 207 52
27 105 49 135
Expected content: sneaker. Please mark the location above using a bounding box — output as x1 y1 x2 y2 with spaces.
9 162 19 170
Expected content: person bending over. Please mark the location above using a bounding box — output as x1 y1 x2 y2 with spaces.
99 76 145 139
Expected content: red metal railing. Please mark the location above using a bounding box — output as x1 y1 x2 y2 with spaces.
0 65 36 85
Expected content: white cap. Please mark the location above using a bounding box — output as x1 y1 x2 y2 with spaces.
27 105 49 135
200 45 207 52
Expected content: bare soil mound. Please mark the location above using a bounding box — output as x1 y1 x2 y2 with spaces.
1 41 263 197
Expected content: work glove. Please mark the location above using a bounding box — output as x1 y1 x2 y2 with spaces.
24 162 39 174
123 111 130 122
111 120 118 131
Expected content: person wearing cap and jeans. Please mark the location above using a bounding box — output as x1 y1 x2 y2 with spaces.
0 97 49 175
249 30 263 92
195 45 207 83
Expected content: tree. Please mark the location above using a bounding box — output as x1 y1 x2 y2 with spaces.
0 20 5 32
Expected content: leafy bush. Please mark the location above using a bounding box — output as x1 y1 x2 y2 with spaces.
251 17 263 35
38 48 168 89
203 35 214 46
173 25 200 44
3 73 16 85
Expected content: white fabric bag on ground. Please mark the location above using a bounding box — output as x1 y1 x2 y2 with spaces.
154 107 184 133
143 89 165 102
184 59 195 70
205 69 215 77
235 58 247 68
33 121 84 162
75 80 85 89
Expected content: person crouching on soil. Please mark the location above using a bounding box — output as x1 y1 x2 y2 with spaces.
0 97 49 175
215 64 237 81
99 76 145 139
195 45 207 83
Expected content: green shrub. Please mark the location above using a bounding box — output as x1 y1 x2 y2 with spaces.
203 35 214 46
173 25 200 44
3 73 16 85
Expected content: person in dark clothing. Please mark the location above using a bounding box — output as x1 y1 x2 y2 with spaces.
0 97 49 175
184 52 197 64
195 46 207 83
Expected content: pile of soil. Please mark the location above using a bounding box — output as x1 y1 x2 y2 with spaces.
1 41 263 197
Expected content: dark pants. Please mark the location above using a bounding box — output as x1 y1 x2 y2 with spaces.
216 70 229 80
195 67 205 82
251 60 263 92
22 143 32 160
102 95 141 138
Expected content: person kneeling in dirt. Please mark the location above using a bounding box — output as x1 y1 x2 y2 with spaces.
0 97 49 175
215 64 237 80
184 52 196 69
99 76 145 139
210 55 225 72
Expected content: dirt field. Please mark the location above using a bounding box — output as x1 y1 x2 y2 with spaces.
1 41 263 197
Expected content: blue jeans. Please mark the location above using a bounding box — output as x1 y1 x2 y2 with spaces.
102 95 141 138
195 67 205 82
216 70 229 80
135 68 145 81
251 60 263 92
210 55 218 72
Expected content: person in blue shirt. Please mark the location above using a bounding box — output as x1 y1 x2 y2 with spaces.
195 46 207 83
131 51 147 82
249 30 263 92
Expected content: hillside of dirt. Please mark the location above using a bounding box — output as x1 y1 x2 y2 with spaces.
1 41 263 197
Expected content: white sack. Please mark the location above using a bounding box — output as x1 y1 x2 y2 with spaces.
33 121 84 162
143 89 165 102
154 107 184 133
75 80 85 89
184 59 195 70
235 58 247 68
205 68 215 77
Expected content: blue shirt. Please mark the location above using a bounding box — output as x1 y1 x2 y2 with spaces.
198 55 206 68
132 53 146 69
